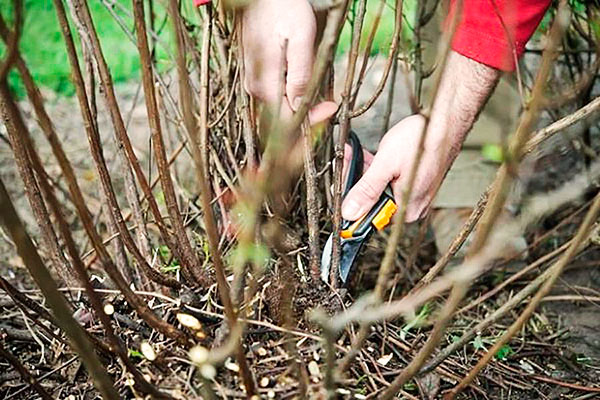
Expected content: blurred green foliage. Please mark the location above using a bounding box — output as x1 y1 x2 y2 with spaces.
0 0 413 98
337 0 417 56
0 0 566 98
0 0 172 97
481 143 505 163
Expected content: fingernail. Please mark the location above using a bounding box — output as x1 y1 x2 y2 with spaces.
292 97 302 110
342 199 361 220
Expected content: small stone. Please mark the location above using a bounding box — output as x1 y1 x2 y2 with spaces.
260 377 270 387
267 390 276 399
257 347 268 357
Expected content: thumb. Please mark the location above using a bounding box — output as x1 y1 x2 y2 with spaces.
342 154 392 221
308 101 338 125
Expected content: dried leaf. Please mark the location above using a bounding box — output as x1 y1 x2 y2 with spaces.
519 359 535 374
376 353 393 366
416 372 441 400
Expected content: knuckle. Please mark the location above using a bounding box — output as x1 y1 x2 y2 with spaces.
286 67 310 86
286 81 308 97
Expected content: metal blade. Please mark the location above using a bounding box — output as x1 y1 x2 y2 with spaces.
321 232 371 285
338 236 367 284
320 233 333 283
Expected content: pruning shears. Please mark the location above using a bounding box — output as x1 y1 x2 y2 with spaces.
320 131 398 286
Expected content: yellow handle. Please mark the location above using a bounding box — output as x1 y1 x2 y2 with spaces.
372 200 397 231
340 215 366 239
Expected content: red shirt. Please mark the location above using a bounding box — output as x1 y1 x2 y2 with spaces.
450 0 551 71
199 0 550 71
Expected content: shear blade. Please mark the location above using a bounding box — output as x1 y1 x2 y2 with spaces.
320 234 366 285
320 234 334 283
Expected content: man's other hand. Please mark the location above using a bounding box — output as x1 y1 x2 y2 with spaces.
242 0 337 123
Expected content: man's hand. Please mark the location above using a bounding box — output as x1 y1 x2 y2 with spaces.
342 115 444 222
242 0 337 123
341 51 501 223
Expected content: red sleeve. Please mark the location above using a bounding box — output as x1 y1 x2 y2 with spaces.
193 0 211 6
448 0 551 71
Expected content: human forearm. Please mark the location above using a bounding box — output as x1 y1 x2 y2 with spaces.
425 50 501 171
341 53 501 222
341 1 550 222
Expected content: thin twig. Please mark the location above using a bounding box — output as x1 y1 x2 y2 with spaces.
53 0 189 344
448 189 600 398
0 343 54 400
302 119 321 279
330 0 367 284
0 176 119 400
185 3 257 394
350 0 403 118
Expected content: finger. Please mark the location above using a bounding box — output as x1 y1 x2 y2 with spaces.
342 143 374 181
308 101 338 125
363 148 375 169
243 61 283 103
342 152 393 220
242 28 284 103
341 143 352 187
286 29 315 110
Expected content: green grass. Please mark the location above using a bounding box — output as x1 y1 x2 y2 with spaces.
0 0 557 99
337 0 417 56
0 0 173 97
0 0 414 98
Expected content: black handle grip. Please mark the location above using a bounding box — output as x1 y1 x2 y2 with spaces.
344 130 364 198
